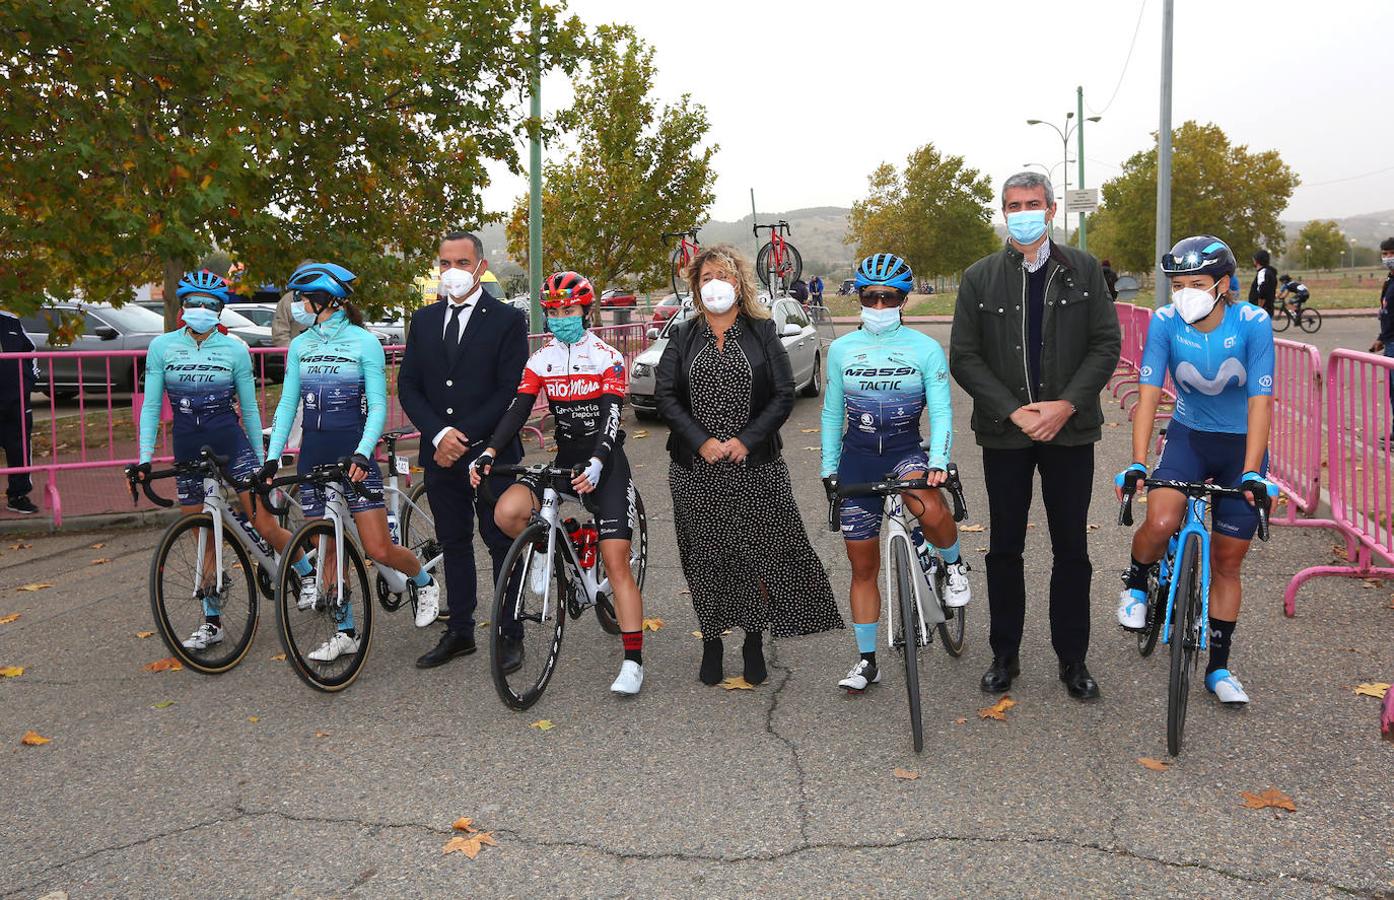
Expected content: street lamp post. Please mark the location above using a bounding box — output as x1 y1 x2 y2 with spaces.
1028 110 1100 246
1305 243 1312 271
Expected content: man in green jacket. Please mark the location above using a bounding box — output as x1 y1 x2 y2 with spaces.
949 171 1121 702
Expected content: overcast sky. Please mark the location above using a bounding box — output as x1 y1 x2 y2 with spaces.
480 0 1393 225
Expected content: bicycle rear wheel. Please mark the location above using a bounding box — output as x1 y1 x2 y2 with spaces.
1137 564 1165 658
1167 534 1203 756
1271 309 1291 332
275 519 373 692
891 535 924 754
150 513 258 673
1298 307 1321 333
594 486 648 635
670 246 690 299
491 522 566 710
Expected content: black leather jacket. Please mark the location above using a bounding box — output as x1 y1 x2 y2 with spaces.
654 314 794 468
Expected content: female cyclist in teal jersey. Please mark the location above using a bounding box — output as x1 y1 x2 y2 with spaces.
1114 236 1276 706
259 262 439 663
134 270 301 651
821 253 970 693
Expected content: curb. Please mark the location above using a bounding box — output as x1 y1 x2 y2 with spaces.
0 507 182 536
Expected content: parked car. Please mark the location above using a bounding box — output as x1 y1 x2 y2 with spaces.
19 303 165 398
649 293 683 327
233 302 277 328
137 300 285 381
599 288 637 307
837 278 856 296
627 297 822 419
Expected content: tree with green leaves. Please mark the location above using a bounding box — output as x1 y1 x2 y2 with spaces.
845 144 997 281
1084 121 1299 274
1293 219 1346 270
505 26 717 293
0 0 584 326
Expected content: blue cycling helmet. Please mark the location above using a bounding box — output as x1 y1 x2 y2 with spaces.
854 253 914 294
287 261 356 299
175 270 229 306
1160 235 1236 284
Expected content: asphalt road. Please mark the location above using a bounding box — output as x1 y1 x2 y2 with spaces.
2 323 1392 898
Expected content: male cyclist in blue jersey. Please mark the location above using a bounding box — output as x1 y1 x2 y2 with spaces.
1115 236 1276 706
134 270 304 651
258 262 440 663
821 253 970 692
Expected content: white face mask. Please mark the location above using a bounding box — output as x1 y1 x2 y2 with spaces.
440 265 478 301
700 278 738 314
1171 284 1222 324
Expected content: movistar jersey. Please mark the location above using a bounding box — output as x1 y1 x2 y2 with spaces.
139 328 264 465
267 312 386 460
1139 301 1274 434
820 324 952 477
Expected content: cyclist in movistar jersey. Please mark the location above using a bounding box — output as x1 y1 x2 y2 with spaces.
821 253 970 693
470 271 646 696
1115 235 1276 706
259 262 440 663
134 270 303 651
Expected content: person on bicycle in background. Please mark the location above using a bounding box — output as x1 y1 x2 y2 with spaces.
470 271 647 696
821 253 970 693
259 262 440 663
1115 235 1275 706
134 270 304 651
1276 274 1310 308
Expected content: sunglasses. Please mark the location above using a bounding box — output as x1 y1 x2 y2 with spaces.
181 295 224 311
542 288 577 300
858 290 904 308
295 290 337 307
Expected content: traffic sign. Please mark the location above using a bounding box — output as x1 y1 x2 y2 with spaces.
1065 188 1099 215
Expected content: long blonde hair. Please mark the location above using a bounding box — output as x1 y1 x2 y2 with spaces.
683 243 771 321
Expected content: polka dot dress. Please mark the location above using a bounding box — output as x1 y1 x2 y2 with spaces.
668 318 844 639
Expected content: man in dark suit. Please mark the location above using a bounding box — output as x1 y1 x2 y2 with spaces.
399 231 529 668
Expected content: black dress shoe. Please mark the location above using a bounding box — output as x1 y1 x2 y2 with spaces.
1059 661 1100 700
980 655 1020 693
416 631 476 669
497 636 525 674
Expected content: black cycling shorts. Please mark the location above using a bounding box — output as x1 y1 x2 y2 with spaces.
517 444 635 542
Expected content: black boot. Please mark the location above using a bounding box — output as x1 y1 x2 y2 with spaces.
1059 660 1100 700
699 637 723 685
742 630 767 685
980 655 1020 693
415 630 476 669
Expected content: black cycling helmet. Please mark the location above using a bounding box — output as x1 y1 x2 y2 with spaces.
1161 235 1237 284
1279 273 1292 283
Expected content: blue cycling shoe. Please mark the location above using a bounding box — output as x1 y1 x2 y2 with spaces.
1205 668 1249 705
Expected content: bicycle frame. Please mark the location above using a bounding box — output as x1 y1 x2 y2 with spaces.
880 493 945 651
530 485 613 615
1159 494 1212 649
193 474 278 599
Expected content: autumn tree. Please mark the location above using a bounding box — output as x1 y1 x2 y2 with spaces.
1293 219 1347 270
505 26 717 293
845 144 997 280
0 0 584 325
1085 121 1299 273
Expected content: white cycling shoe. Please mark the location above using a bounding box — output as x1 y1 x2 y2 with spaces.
413 578 440 628
945 561 972 608
308 631 360 662
182 622 223 650
1206 669 1250 705
297 575 319 611
610 660 644 696
838 658 881 692
1117 588 1148 630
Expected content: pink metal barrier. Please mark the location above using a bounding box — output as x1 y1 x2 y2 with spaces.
1108 303 1142 394
1284 349 1394 616
1268 339 1323 523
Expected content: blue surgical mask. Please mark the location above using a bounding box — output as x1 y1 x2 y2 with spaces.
290 300 318 327
547 315 586 344
1006 209 1048 245
860 306 901 334
182 307 220 334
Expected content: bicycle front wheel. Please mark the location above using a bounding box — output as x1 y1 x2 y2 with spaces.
1298 307 1321 333
1272 309 1291 332
275 519 374 692
1167 533 1203 756
491 522 566 710
890 535 924 754
150 513 258 673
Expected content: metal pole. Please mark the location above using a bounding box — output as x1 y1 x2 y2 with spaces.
1154 0 1174 304
1077 85 1088 254
1061 127 1069 243
527 4 543 331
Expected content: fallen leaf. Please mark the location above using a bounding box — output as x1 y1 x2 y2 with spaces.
90 542 106 549
1354 683 1391 699
961 524 986 533
1332 543 1350 562
0 665 24 677
800 428 818 433
314 730 330 738
953 717 967 725
1106 422 1120 428
270 653 286 661
1138 757 1170 772
978 696 1017 721
247 716 260 723
452 817 477 833
144 657 183 673
893 767 921 781
90 558 112 566
151 700 175 709
135 630 154 639
0 613 18 625
442 832 497 859
975 546 988 553
1240 788 1295 812
691 630 703 638
477 621 489 629
530 719 555 731
641 617 664 632
1026 523 1036 529
16 583 52 592
1086 524 1100 533
20 730 50 746
803 446 819 451
720 676 755 690
632 430 650 439
10 542 33 550
678 589 691 596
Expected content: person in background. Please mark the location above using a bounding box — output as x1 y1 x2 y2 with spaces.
1100 259 1119 301
1248 249 1277 318
0 305 39 514
789 276 809 303
273 259 315 348
810 274 825 307
1369 237 1394 444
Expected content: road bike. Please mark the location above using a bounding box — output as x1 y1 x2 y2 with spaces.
1118 478 1271 756
754 220 803 296
261 429 444 692
1272 295 1321 333
663 228 701 299
484 462 648 710
830 463 969 753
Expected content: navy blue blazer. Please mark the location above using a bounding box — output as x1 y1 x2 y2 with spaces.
398 293 529 469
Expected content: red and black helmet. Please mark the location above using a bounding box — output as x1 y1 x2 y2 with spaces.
540 271 595 309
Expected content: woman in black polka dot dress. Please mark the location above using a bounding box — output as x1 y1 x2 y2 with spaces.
655 244 843 686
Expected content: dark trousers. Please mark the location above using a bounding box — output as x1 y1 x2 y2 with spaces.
0 402 33 500
425 445 517 637
981 442 1095 664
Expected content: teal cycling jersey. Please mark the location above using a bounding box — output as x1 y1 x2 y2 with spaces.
820 323 952 477
138 328 264 465
266 312 387 461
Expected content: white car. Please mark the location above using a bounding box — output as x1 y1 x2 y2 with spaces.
627 297 822 420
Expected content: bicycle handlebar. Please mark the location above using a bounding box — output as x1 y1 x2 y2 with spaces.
477 461 588 507
825 463 969 532
263 460 385 505
125 447 236 509
752 220 791 238
1117 478 1270 542
662 230 699 242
